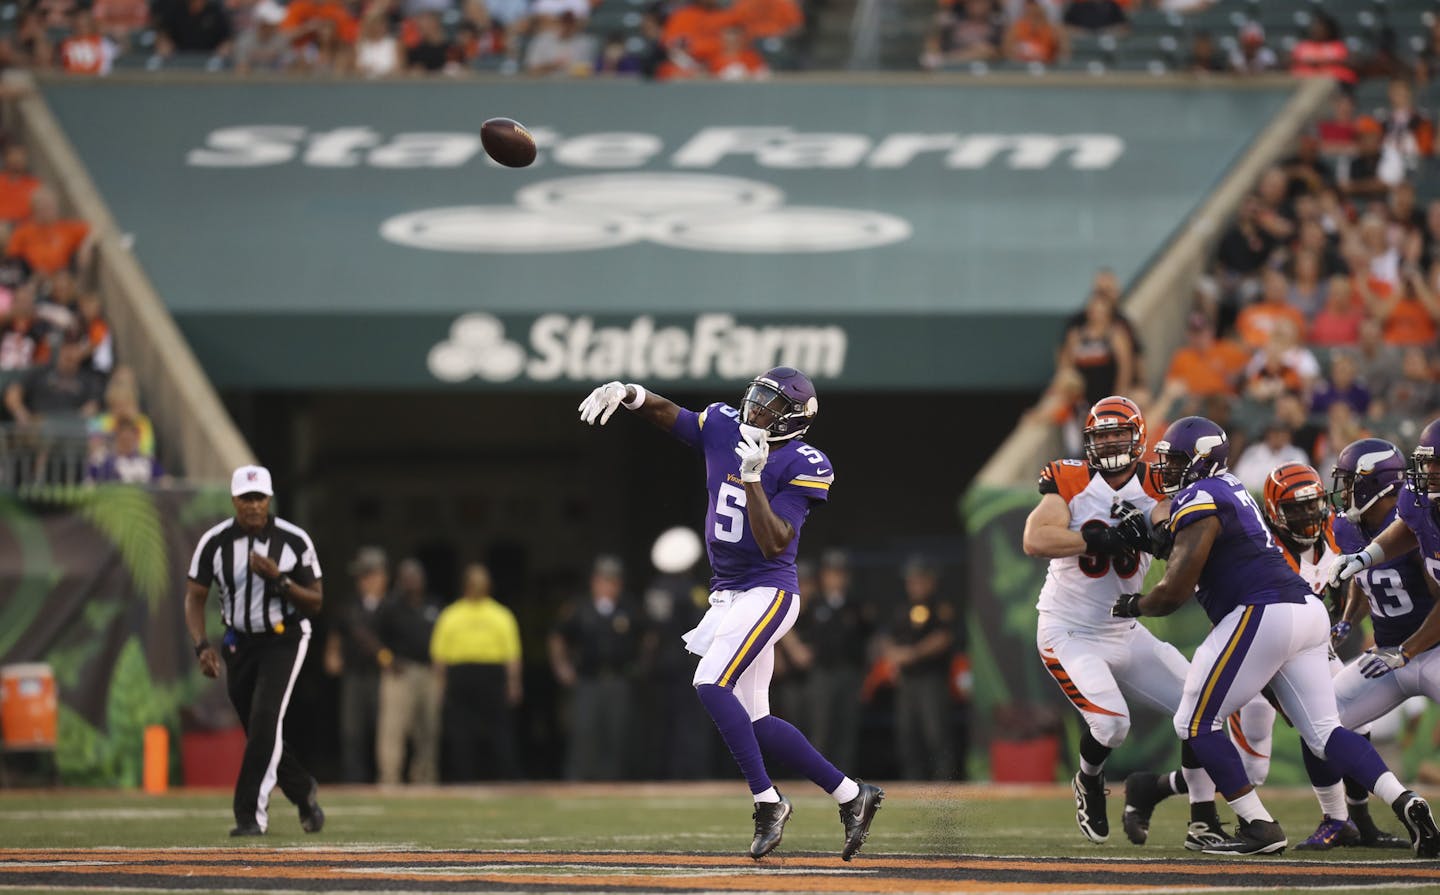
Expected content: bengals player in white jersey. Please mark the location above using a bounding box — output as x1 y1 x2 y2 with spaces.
1024 396 1228 849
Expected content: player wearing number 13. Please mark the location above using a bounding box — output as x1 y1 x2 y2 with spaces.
577 368 883 863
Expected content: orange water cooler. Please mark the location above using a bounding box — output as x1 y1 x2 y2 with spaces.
0 663 59 787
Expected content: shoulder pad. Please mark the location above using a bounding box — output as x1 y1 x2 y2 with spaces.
699 402 740 432
1039 459 1090 501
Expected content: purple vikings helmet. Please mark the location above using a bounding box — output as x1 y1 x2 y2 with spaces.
1407 418 1440 502
742 367 818 442
1332 437 1406 520
1153 416 1230 494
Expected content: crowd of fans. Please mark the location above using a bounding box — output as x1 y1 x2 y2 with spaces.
324 543 970 783
0 0 805 79
0 141 159 486
1032 68 1440 494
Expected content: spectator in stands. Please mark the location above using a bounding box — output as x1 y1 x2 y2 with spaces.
1359 244 1440 347
1216 196 1281 283
1352 317 1404 389
406 13 455 74
1358 214 1401 291
595 32 642 75
1391 182 1425 237
660 0 734 78
89 370 156 458
524 11 597 76
732 0 802 41
1275 392 1323 460
1317 91 1359 158
1314 401 1370 475
1229 21 1276 75
4 330 102 425
1282 135 1334 200
1311 351 1370 418
60 11 116 76
1061 0 1124 35
632 11 669 79
1337 117 1393 204
1309 275 1364 347
355 13 403 77
87 417 162 484
1057 288 1135 405
0 146 39 226
1237 269 1306 349
1385 347 1440 422
531 0 594 22
1244 318 1320 402
1418 17 1440 84
709 26 769 79
1232 422 1310 492
234 0 291 72
1025 364 1088 457
1003 0 1066 65
1289 12 1352 85
282 0 358 51
325 547 390 783
155 0 234 62
92 0 151 46
1164 312 1248 399
14 11 54 70
1356 27 1411 84
1287 250 1326 319
925 0 1001 68
73 293 113 375
7 187 92 277
0 284 50 371
1186 30 1224 74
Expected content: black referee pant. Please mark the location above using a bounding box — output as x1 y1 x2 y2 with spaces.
223 619 316 830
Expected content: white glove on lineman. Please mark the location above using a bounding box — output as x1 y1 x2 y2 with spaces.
578 381 632 426
1328 543 1385 588
735 424 770 483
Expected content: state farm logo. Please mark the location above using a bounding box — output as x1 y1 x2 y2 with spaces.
380 173 910 254
428 312 845 383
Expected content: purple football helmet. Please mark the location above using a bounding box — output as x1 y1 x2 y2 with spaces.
1407 418 1440 501
742 367 818 442
1153 416 1230 494
1331 437 1406 520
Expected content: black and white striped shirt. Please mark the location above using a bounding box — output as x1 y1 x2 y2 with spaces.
189 516 322 634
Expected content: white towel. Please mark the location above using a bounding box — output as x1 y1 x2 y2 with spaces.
681 591 733 657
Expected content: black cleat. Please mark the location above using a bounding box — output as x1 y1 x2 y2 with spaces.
1073 771 1109 844
299 780 325 834
1201 818 1287 856
229 824 264 837
838 781 884 861
1392 791 1440 858
1184 817 1230 851
1122 772 1166 845
1359 828 1411 849
750 796 792 860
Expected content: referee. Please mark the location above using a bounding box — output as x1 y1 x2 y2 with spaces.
183 464 326 837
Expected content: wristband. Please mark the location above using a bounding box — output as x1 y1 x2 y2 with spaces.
194 640 211 657
622 383 647 410
1362 542 1385 568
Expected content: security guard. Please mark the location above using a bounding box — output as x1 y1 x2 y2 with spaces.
881 555 956 780
183 465 326 836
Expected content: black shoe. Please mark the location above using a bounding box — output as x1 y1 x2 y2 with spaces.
299 780 324 834
1391 790 1440 858
1201 818 1287 856
1122 772 1165 845
1184 817 1230 851
1354 803 1410 848
838 781 884 861
750 796 792 860
229 824 264 837
1073 771 1109 844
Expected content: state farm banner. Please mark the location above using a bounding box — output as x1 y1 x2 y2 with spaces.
42 79 1295 390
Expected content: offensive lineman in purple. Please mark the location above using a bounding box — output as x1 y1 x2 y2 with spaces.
671 401 832 594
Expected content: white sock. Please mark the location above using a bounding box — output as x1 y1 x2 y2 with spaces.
831 777 860 804
1183 766 1216 803
1373 772 1408 805
1079 758 1105 778
1227 790 1274 823
1313 783 1349 820
754 787 781 804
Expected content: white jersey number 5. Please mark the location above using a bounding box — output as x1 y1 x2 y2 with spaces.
715 482 747 543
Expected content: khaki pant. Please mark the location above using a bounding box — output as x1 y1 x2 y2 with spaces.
376 659 440 785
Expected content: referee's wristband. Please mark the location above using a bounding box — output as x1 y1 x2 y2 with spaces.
194 640 211 657
622 383 647 410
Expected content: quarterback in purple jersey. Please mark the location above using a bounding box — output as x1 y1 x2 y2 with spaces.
578 367 883 862
1113 416 1440 858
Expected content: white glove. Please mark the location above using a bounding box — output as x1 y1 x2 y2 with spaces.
578 381 628 426
1328 543 1385 588
1359 645 1410 679
735 425 769 483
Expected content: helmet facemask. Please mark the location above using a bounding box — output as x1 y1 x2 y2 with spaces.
1275 495 1327 547
741 377 816 442
1151 447 1189 494
1410 449 1440 500
1084 423 1141 473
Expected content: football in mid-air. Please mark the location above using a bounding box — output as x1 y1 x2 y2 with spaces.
481 117 537 168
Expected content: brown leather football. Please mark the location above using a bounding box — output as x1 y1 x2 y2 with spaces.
481 117 537 168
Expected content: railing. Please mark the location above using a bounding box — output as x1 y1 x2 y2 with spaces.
0 419 90 490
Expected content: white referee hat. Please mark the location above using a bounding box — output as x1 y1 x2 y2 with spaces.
231 465 274 497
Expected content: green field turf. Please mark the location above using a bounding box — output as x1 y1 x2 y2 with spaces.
1 783 1437 893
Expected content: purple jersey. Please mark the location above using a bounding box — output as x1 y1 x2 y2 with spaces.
1170 472 1310 624
671 402 833 594
1398 486 1440 587
1334 508 1433 649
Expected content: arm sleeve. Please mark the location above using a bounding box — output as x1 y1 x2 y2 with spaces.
770 489 813 532
1169 489 1219 533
